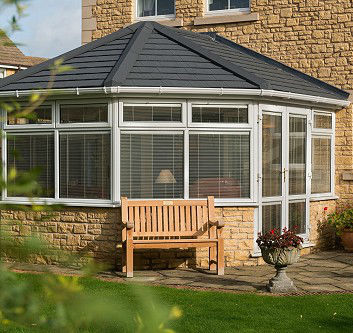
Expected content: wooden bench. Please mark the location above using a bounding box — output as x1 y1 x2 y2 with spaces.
121 196 224 278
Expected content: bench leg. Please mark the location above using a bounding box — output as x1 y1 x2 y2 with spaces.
126 229 133 278
217 228 224 276
209 225 217 271
209 246 217 271
122 241 127 273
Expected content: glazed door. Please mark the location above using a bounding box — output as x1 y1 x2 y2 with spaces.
260 106 310 238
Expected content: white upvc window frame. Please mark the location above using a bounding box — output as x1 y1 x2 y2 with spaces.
56 99 112 129
2 98 114 206
187 129 254 205
310 109 335 200
4 101 55 130
188 101 251 128
135 0 175 21
206 0 251 16
119 99 187 128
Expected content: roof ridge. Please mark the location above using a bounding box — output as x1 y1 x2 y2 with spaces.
104 21 154 86
152 22 270 90
0 23 141 90
207 32 349 99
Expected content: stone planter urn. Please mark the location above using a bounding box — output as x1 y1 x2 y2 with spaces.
260 246 301 293
341 229 353 252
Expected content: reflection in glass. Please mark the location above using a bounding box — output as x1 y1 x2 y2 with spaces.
312 137 331 194
262 114 282 197
262 204 281 234
289 117 306 195
289 201 306 234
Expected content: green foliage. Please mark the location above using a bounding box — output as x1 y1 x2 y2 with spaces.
328 208 353 235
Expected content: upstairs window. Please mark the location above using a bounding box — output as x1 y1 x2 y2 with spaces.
208 0 250 13
137 0 175 18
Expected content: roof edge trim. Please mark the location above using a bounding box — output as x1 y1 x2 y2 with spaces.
0 87 349 108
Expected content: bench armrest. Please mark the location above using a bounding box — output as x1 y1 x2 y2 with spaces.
209 218 225 228
123 220 134 229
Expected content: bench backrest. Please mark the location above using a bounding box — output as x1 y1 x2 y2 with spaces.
121 197 216 238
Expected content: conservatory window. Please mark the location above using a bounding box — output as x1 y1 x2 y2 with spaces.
189 133 250 198
120 133 184 199
7 133 55 198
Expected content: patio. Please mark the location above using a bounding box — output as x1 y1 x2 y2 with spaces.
9 250 353 294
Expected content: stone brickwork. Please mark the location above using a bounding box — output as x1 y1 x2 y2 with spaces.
0 206 262 268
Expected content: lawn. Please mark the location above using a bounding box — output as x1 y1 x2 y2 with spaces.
7 273 353 333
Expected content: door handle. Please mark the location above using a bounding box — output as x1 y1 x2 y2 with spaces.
282 168 288 182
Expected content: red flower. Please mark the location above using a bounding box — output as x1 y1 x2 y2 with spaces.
270 229 275 234
324 207 328 211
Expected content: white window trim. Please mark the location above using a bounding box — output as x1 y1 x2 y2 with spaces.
56 99 112 128
188 102 251 129
2 99 114 204
135 0 175 20
119 99 187 128
0 68 6 78
4 101 55 130
310 110 335 199
205 0 251 16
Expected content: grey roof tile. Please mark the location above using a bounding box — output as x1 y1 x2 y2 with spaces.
0 21 348 100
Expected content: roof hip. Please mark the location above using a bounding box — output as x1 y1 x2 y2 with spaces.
152 22 270 90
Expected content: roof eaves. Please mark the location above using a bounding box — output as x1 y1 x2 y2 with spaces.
153 22 270 90
207 32 349 100
0 23 141 91
104 21 154 86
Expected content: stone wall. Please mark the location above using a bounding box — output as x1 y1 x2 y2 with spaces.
0 206 261 268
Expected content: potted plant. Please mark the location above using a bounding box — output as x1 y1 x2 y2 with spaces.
328 208 353 252
256 228 303 293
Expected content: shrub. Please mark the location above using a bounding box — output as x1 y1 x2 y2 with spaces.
328 208 353 235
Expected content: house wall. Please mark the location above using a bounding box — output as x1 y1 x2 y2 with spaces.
83 0 353 209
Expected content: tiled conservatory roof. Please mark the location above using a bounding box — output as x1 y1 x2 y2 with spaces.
0 21 349 100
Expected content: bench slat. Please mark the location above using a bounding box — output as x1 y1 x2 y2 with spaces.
127 199 208 207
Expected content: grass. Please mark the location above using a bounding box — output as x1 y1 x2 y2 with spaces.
6 273 353 333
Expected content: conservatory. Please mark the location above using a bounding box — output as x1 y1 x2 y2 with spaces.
0 21 349 266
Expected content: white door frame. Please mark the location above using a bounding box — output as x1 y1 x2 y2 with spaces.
258 104 311 241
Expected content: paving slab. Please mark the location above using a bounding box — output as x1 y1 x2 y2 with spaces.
5 250 353 295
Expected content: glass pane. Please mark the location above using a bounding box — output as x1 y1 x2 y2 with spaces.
289 201 306 234
138 0 156 17
209 0 228 11
7 105 52 125
262 114 282 197
262 204 281 234
192 106 248 123
121 134 184 199
314 113 332 129
7 134 54 197
312 137 331 194
157 0 174 15
230 0 250 9
124 104 182 122
60 133 111 199
60 104 108 123
289 117 306 195
189 133 250 198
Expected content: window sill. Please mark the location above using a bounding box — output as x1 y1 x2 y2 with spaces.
194 12 259 26
134 17 183 27
310 195 338 202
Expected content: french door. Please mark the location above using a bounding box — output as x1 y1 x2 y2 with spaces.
259 105 311 238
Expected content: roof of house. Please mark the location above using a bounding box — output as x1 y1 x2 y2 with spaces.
0 21 349 100
0 31 46 68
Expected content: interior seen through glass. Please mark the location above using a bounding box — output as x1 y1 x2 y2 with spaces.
7 106 52 125
60 104 108 123
192 106 248 123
